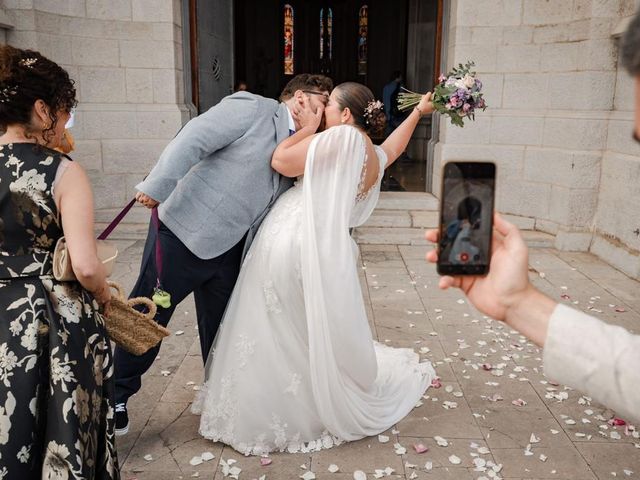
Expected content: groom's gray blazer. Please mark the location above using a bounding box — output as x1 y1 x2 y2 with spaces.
137 92 294 259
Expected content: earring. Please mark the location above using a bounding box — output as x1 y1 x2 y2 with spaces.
42 122 50 130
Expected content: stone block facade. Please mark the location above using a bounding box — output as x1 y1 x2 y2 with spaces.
1 0 187 213
436 0 640 279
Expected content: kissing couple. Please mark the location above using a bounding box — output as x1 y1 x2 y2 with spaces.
114 73 437 455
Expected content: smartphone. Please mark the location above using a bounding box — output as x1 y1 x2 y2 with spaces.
437 161 496 276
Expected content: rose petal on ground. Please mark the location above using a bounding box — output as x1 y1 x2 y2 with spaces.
378 434 389 443
328 464 339 473
431 378 442 388
448 455 461 465
435 436 449 447
201 452 214 462
394 443 407 455
300 472 316 480
260 458 272 466
512 399 527 407
477 447 490 455
529 433 540 444
175 330 185 335
609 418 627 427
190 456 204 466
353 471 366 480
425 461 433 471
144 454 153 461
413 443 429 454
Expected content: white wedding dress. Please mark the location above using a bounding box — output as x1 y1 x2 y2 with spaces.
192 125 435 455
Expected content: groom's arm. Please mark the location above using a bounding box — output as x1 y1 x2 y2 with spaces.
137 94 259 202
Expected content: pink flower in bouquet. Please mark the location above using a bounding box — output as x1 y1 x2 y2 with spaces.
445 102 453 110
438 74 447 83
463 103 472 113
449 96 461 108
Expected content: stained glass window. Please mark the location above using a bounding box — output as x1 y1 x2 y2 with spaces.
320 8 333 60
284 4 294 75
358 5 368 75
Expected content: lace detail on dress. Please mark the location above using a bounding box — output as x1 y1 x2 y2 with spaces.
284 373 301 396
235 335 256 370
262 280 282 314
355 153 369 203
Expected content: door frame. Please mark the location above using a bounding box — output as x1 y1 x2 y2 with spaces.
182 0 235 116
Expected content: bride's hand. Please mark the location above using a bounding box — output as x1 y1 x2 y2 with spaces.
416 92 434 116
293 95 324 132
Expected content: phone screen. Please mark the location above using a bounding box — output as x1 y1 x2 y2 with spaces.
437 162 496 275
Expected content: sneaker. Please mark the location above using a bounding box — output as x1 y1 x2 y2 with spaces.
115 402 129 436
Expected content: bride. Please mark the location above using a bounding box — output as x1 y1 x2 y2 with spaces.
193 82 436 455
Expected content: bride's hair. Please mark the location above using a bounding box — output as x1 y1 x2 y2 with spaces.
334 82 386 138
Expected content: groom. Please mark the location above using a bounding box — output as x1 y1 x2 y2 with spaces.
114 74 333 435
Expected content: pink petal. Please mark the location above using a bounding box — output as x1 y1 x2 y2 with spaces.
614 306 627 313
608 418 627 427
512 398 527 407
481 363 492 371
260 458 272 466
413 443 429 454
431 378 442 389
561 294 571 300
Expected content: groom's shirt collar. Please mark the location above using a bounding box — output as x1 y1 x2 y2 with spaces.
285 105 296 133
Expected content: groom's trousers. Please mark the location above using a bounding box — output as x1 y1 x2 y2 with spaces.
114 218 244 405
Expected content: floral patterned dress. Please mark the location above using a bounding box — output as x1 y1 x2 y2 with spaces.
0 143 119 479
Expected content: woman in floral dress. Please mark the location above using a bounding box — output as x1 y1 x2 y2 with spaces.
0 45 119 478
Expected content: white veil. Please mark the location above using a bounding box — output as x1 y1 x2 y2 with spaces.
302 125 427 440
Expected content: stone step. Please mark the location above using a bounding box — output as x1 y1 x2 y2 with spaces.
376 192 438 211
353 226 555 247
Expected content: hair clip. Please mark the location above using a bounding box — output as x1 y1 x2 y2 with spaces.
19 57 38 68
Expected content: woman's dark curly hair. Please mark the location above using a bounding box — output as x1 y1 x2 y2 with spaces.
0 45 77 144
333 82 386 138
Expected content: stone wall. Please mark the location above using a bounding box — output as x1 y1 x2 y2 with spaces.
435 0 640 279
2 0 187 217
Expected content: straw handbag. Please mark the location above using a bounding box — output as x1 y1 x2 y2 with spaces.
104 282 171 355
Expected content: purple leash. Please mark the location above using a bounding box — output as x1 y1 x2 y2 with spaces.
97 198 137 240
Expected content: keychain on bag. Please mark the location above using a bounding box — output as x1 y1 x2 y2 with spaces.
151 207 172 308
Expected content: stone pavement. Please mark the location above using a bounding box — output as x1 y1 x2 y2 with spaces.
110 194 640 480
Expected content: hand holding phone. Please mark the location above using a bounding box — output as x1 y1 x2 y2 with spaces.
437 162 496 276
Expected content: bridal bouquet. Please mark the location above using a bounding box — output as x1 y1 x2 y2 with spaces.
397 61 487 127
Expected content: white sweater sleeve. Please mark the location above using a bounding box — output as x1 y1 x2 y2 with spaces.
543 303 640 422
